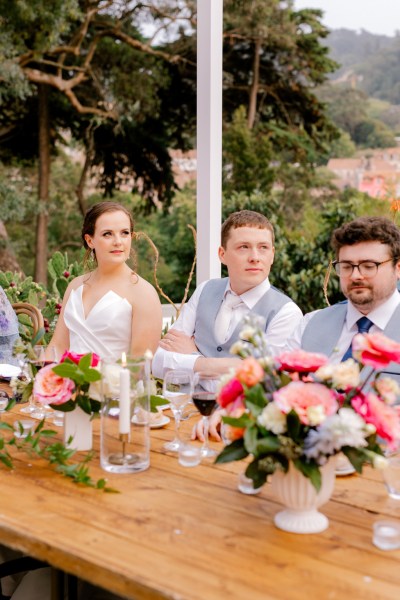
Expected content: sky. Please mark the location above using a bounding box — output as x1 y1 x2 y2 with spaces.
294 0 399 37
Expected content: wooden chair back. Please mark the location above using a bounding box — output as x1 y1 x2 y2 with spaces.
12 302 44 339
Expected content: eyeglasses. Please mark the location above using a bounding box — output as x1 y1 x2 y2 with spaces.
332 258 395 278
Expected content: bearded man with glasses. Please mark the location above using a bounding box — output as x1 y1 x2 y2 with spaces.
285 216 400 383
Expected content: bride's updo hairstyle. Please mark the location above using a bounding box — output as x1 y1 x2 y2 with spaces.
82 201 135 269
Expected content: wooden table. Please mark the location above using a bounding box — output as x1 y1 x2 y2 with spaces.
0 401 399 600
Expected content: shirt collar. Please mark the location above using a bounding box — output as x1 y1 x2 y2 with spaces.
225 277 271 309
346 289 400 330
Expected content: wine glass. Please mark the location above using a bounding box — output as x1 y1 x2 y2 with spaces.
193 372 219 458
21 346 57 418
163 369 193 452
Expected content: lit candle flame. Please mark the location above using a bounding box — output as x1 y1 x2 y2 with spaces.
121 352 127 368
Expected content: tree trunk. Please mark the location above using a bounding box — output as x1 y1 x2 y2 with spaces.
248 38 261 130
0 220 21 273
34 84 50 285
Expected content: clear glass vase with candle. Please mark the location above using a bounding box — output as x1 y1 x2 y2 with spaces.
100 354 150 473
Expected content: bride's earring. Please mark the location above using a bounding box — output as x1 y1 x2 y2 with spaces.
90 249 95 262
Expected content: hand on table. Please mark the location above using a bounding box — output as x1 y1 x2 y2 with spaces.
191 409 222 442
159 329 199 354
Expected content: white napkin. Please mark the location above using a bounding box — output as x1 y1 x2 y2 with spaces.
0 364 21 378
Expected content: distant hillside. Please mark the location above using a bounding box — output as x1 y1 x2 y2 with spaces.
325 29 400 104
327 28 394 78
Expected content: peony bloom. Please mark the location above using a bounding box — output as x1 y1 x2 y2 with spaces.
352 332 400 369
273 381 338 426
60 350 100 367
33 363 75 406
351 392 400 449
278 350 328 373
218 377 244 408
235 357 264 387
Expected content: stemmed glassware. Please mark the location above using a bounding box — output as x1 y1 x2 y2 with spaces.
193 372 219 458
163 369 193 452
20 346 57 418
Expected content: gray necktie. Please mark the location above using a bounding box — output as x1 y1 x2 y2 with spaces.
214 293 242 344
341 316 373 362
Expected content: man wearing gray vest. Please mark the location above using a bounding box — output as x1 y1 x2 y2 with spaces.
285 216 400 383
152 210 302 381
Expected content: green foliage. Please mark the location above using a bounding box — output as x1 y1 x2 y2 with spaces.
222 107 274 195
1 414 116 491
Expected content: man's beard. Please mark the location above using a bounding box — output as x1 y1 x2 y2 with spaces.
346 285 373 307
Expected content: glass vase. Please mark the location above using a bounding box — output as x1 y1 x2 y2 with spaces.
100 358 150 474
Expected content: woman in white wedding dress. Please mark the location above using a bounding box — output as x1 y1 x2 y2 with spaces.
2 205 153 600
48 201 162 361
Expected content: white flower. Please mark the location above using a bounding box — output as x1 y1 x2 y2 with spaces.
230 341 247 356
90 363 122 400
375 377 400 405
306 405 326 426
258 402 287 434
304 408 369 464
240 326 257 341
315 364 334 381
258 355 275 369
373 455 388 470
331 360 360 389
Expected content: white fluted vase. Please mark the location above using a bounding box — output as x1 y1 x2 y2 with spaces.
270 458 336 534
63 406 93 451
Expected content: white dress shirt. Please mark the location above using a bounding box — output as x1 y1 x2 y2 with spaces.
284 290 400 363
152 277 303 378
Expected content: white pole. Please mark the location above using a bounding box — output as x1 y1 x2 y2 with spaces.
196 0 223 284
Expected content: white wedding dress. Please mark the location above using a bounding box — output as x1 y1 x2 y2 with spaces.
63 284 132 361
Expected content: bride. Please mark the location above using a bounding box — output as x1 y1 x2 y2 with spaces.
48 201 162 361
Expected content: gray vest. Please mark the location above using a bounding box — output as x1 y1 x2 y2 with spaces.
302 302 400 382
194 278 291 358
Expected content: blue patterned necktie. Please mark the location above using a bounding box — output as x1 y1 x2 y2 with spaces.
341 316 373 362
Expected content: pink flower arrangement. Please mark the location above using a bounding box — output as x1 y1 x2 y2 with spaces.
216 316 400 491
33 364 75 406
352 332 400 369
278 350 328 373
236 357 264 387
33 351 101 414
60 350 100 367
273 381 338 426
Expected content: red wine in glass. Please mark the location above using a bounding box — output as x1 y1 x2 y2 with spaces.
192 392 217 416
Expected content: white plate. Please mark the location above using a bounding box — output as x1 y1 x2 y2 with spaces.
132 414 170 429
335 466 356 476
0 364 21 378
149 415 170 429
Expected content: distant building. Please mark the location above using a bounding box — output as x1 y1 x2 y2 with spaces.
326 149 400 199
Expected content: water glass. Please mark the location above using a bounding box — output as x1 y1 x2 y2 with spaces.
178 443 202 467
373 521 400 550
382 454 400 500
238 472 263 495
163 369 193 452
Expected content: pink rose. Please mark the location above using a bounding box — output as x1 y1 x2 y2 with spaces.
236 357 264 387
60 350 100 367
278 350 328 373
273 381 338 425
218 378 244 409
352 332 400 369
351 392 400 449
33 363 75 406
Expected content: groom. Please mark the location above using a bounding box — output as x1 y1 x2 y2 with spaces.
152 209 302 378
